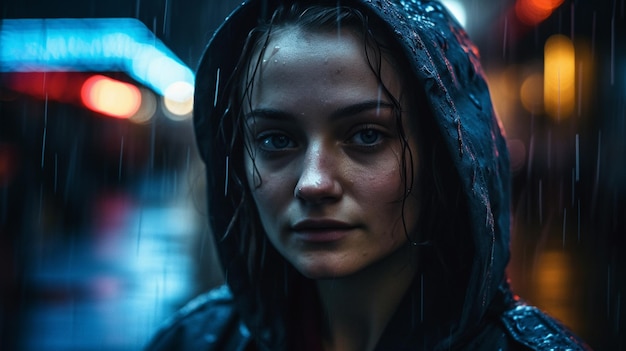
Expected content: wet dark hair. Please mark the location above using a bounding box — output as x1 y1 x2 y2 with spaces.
210 3 471 347
217 4 421 270
216 2 470 297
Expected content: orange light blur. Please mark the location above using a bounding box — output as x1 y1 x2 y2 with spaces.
81 75 141 119
515 0 564 25
520 72 544 114
544 35 575 120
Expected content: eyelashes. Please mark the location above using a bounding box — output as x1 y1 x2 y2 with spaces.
256 133 296 151
253 125 389 155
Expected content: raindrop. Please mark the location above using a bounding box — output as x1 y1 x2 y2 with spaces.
527 118 535 178
577 199 581 242
593 130 602 198
119 136 124 181
547 130 552 170
135 0 141 18
149 119 156 170
468 93 481 110
64 141 78 203
562 208 567 248
606 264 611 317
185 146 191 173
616 292 621 333
224 156 229 197
420 273 424 322
41 94 48 169
38 183 43 224
214 68 220 107
610 11 615 86
575 133 580 182
591 12 596 62
0 185 6 227
163 0 170 37
336 1 342 38
578 61 583 117
502 17 508 59
54 153 58 194
539 179 543 224
136 209 143 255
570 3 575 40
377 85 383 115
40 127 47 169
571 168 575 207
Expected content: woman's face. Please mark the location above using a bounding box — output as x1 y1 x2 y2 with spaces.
243 28 420 279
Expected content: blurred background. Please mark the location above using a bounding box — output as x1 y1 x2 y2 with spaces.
0 0 624 350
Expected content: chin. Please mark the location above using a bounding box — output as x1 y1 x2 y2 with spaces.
292 260 359 280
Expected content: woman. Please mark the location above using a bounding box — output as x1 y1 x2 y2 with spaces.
146 0 591 350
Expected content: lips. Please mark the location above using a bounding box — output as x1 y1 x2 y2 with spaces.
291 219 356 242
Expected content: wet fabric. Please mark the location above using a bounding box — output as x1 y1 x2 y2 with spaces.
145 0 592 350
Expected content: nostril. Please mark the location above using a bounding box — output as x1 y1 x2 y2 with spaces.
293 180 342 204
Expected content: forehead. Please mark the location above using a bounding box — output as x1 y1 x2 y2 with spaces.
256 27 367 72
247 27 403 101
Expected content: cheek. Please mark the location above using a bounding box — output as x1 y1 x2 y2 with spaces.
245 161 290 215
356 162 404 199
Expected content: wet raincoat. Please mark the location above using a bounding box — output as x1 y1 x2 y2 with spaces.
146 0 591 350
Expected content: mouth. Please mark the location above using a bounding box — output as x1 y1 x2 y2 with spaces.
291 219 356 243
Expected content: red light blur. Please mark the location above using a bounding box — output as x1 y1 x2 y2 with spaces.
515 0 564 26
0 143 19 187
4 72 80 103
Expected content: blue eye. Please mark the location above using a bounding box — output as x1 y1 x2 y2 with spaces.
259 134 294 150
350 128 383 146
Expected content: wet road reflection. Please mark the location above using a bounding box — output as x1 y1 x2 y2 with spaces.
19 175 217 351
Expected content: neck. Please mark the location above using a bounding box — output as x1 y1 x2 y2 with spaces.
316 244 418 351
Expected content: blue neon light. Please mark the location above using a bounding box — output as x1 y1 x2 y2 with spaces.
0 18 194 97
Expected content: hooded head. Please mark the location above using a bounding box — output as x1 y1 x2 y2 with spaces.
193 0 511 349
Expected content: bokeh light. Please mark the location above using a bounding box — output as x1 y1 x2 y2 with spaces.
162 81 194 120
515 0 564 25
129 88 157 124
544 35 575 120
81 75 141 119
520 72 544 114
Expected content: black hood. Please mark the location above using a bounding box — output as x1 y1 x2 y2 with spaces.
193 0 511 349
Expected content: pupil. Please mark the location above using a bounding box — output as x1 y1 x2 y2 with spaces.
272 135 289 148
361 130 377 144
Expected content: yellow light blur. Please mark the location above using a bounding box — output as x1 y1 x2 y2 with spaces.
544 35 575 120
81 75 141 119
534 250 580 333
520 73 544 114
485 66 521 130
163 81 194 120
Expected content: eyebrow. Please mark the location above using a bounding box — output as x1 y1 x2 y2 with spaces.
244 100 395 121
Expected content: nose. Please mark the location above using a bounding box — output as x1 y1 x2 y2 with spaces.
294 145 342 204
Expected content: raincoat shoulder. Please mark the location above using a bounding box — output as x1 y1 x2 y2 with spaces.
498 304 592 351
144 285 250 351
